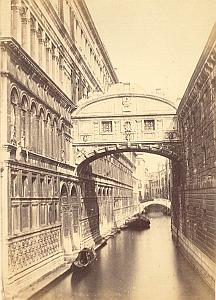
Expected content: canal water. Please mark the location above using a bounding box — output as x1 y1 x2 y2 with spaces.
31 214 214 300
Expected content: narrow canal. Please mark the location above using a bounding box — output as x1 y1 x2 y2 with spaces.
31 215 214 300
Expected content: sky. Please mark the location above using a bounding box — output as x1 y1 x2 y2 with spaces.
85 0 216 171
85 0 216 103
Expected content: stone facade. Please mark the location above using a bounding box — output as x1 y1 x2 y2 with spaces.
175 23 216 289
79 153 138 244
0 0 138 298
147 159 171 201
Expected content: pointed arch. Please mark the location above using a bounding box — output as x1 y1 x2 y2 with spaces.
71 185 78 198
60 183 68 197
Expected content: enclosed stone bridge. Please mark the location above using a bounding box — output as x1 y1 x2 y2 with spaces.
72 84 181 168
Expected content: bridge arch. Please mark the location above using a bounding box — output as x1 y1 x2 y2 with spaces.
76 143 181 173
142 199 171 215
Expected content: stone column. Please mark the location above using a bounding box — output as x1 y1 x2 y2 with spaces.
70 67 76 103
59 57 64 90
16 103 22 144
46 40 52 78
51 48 56 82
57 128 61 161
30 16 38 62
11 0 22 44
44 119 48 156
40 31 46 71
26 109 31 150
41 118 45 156
55 51 60 87
11 103 18 145
37 27 44 68
20 109 25 148
20 4 30 53
50 124 54 159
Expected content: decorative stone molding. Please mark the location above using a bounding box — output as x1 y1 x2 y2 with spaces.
8 228 61 276
0 38 76 112
75 142 181 167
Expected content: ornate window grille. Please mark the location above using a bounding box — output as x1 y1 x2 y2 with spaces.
101 121 112 133
144 119 155 131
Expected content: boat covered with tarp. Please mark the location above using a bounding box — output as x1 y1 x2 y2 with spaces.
127 214 150 230
73 247 96 269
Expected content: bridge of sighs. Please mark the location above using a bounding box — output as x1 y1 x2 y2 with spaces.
72 84 181 167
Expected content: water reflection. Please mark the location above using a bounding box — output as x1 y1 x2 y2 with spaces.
31 215 214 300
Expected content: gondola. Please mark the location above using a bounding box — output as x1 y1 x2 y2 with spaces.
127 214 150 230
72 247 96 269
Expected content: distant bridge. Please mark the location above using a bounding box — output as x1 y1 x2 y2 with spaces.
141 199 171 214
142 199 171 209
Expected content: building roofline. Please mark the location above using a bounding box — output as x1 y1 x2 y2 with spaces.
77 0 119 84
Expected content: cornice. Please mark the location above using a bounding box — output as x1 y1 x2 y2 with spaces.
0 37 77 113
6 145 76 175
72 112 176 120
73 92 177 116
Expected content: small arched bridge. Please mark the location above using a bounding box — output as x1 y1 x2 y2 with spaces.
142 199 171 209
141 199 171 214
72 84 181 167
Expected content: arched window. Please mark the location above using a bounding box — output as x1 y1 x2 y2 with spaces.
46 114 52 157
53 119 58 159
70 185 79 233
60 184 69 240
98 188 102 197
30 103 37 152
39 109 45 155
60 124 66 161
20 96 28 147
10 88 19 144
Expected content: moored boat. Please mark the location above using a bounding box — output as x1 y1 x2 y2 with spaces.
72 247 96 269
127 214 150 230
